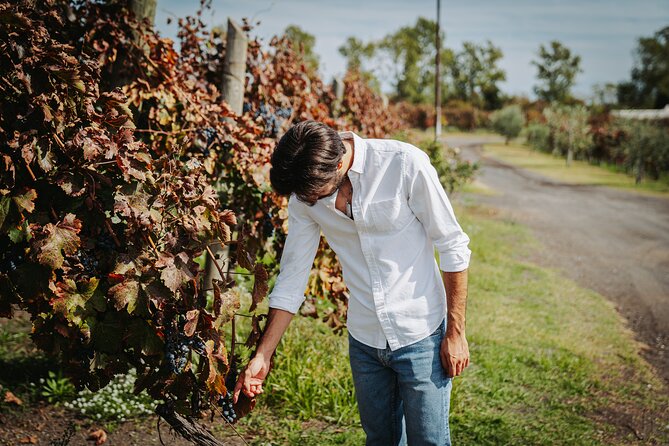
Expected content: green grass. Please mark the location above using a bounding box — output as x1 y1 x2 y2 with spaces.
483 141 669 196
226 201 669 445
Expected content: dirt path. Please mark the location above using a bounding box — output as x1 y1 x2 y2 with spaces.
446 135 669 385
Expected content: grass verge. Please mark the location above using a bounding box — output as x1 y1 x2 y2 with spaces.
483 141 669 196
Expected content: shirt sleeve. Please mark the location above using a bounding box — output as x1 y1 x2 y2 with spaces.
267 194 321 313
404 146 472 272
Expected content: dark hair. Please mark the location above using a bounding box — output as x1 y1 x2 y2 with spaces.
269 120 346 206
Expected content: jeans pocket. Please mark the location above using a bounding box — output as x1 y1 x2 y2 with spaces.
428 320 445 338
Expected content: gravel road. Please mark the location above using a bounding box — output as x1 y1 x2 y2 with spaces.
445 135 669 384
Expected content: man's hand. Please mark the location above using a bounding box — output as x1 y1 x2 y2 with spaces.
233 353 271 403
440 332 470 377
232 308 295 404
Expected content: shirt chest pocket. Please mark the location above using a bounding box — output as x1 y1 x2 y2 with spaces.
367 197 414 233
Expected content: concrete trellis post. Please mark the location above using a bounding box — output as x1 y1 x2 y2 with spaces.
130 0 157 26
204 18 248 290
332 76 345 117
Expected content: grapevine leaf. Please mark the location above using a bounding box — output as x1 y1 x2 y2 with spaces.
244 314 266 349
183 309 199 337
34 213 82 269
212 281 239 325
250 263 268 312
126 318 162 356
108 279 139 312
12 188 36 213
233 392 257 420
8 220 31 243
158 252 194 293
204 340 227 395
49 277 99 326
90 311 125 354
235 234 255 271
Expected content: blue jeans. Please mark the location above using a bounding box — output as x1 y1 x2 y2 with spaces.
348 319 452 446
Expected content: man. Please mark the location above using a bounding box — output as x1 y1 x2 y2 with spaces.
234 120 471 445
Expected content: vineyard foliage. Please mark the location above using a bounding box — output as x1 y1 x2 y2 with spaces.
0 0 475 425
0 0 407 422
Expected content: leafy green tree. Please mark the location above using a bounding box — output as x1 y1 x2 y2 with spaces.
449 40 506 109
616 120 669 183
284 25 319 74
543 105 592 165
617 26 669 108
338 36 381 92
532 41 582 103
339 36 375 71
490 105 525 144
377 17 453 104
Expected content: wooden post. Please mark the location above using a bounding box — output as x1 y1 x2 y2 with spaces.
130 0 157 27
332 76 345 117
221 18 248 116
204 18 248 290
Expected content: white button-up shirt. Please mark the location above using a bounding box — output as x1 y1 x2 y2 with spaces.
268 130 471 350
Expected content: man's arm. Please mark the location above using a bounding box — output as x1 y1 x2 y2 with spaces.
233 307 294 402
233 194 321 403
440 269 470 378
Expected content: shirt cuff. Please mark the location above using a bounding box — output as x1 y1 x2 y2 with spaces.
268 293 305 314
438 248 471 272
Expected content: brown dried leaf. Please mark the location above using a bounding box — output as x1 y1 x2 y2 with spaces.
108 279 139 312
250 264 268 312
34 213 81 269
244 314 266 348
183 309 199 337
12 188 37 213
4 390 22 405
87 428 107 445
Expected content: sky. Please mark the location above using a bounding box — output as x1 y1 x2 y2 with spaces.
155 0 669 99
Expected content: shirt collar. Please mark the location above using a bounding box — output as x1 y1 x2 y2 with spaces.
338 130 366 174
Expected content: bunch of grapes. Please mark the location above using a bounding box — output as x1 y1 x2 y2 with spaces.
75 250 99 276
217 367 239 424
164 325 207 374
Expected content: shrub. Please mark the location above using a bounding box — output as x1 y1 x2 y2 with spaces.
491 105 525 144
525 123 551 152
614 120 669 183
543 105 593 165
443 100 488 131
418 139 479 193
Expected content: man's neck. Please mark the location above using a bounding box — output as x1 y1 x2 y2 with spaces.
342 138 355 174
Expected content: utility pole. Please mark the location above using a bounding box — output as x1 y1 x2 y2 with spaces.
435 0 442 141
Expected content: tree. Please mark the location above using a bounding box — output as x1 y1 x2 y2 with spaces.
616 120 669 183
531 41 582 103
490 105 525 144
543 105 592 165
449 40 506 109
284 25 320 74
338 36 381 92
339 36 375 71
377 17 452 104
617 26 669 108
